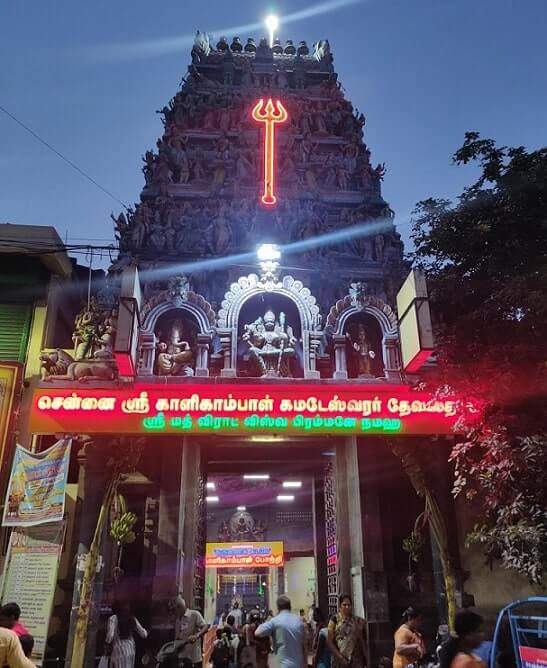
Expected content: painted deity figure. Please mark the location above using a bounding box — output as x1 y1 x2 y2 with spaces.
242 310 297 378
73 298 101 360
156 319 194 376
351 324 376 377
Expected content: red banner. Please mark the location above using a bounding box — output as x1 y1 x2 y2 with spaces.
29 382 460 436
520 647 547 668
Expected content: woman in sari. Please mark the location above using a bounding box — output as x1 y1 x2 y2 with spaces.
327 594 367 667
393 607 425 668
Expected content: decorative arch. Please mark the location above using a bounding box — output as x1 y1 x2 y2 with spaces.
326 292 401 381
139 287 216 377
218 274 320 330
327 294 398 337
217 273 322 378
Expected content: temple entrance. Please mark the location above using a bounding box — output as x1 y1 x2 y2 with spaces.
201 438 337 623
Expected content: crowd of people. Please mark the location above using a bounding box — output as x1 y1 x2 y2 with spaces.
0 594 503 668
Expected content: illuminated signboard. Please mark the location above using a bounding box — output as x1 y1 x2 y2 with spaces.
205 541 284 568
252 98 287 206
29 382 459 436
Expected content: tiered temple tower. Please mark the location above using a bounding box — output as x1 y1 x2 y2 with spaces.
111 33 405 314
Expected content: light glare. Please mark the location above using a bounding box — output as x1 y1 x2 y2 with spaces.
257 243 281 262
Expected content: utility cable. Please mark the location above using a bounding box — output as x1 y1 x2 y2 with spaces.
0 104 130 210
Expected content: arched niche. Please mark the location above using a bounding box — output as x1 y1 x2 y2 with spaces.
139 290 216 377
326 294 401 381
344 312 385 378
217 274 322 379
237 293 304 378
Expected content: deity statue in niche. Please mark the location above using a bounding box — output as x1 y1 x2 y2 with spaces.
156 318 195 376
350 323 376 377
242 309 297 378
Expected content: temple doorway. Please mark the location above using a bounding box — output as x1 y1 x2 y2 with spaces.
201 439 336 624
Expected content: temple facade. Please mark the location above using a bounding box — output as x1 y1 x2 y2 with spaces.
10 32 518 668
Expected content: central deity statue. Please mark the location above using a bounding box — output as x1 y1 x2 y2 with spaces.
242 309 297 377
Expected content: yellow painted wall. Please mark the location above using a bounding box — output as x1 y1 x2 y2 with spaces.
455 498 541 627
283 556 316 614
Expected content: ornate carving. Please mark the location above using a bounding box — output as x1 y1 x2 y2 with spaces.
141 283 216 326
242 309 297 378
218 274 320 330
327 292 398 334
218 510 266 542
40 349 117 382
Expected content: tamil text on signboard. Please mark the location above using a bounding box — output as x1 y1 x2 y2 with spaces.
29 383 462 436
205 541 284 568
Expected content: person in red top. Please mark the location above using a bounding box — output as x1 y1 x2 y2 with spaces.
0 604 29 638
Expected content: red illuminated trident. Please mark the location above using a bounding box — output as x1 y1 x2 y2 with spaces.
252 98 288 206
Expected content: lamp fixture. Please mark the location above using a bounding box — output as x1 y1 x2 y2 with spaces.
243 474 270 480
206 495 219 503
282 481 302 489
277 494 294 502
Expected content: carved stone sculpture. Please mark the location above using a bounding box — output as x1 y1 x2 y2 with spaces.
156 318 194 376
351 324 376 377
242 309 297 378
41 349 117 382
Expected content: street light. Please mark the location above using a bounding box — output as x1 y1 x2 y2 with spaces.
265 15 279 48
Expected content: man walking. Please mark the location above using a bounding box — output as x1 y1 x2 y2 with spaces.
173 596 209 668
255 595 306 668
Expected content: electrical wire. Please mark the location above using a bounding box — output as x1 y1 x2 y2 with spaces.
0 104 130 210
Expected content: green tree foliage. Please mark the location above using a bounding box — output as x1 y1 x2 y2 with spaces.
411 133 547 583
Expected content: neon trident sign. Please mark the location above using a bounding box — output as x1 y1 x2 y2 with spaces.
252 98 288 206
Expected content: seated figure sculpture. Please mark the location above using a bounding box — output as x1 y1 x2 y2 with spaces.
156 318 194 376
242 309 297 377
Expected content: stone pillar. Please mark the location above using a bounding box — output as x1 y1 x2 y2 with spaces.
332 335 348 379
139 332 156 375
218 329 236 377
152 439 183 603
65 439 110 668
305 332 321 379
177 436 203 606
334 438 365 602
383 335 401 381
358 439 392 661
312 471 329 617
195 333 211 377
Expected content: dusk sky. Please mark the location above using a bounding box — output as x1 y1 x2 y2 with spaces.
2 0 546 267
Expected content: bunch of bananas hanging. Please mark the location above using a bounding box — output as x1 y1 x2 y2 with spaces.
109 511 137 546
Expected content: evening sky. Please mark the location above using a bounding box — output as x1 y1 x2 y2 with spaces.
1 0 545 266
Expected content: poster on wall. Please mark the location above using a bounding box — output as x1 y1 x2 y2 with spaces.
1 523 65 665
2 438 71 527
0 364 21 478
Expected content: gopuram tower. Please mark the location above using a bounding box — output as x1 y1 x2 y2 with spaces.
30 31 462 667
111 33 405 316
